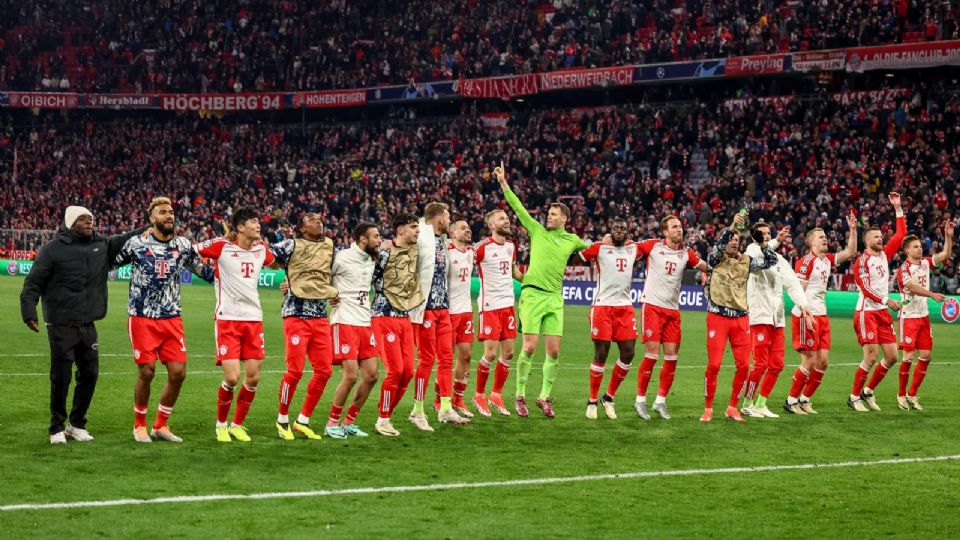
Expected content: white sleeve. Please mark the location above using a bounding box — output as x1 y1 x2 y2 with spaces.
780 256 807 308
744 243 762 258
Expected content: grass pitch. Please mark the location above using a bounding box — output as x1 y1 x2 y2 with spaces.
1 278 959 538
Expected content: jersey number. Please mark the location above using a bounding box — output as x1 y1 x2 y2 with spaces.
464 321 473 334
357 291 367 306
507 316 516 330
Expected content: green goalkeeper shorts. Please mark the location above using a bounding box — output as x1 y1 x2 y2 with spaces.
518 287 565 336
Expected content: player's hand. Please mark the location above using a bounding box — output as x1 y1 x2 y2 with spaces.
800 307 814 331
732 212 745 229
886 298 901 311
493 161 509 190
888 192 902 211
329 296 341 306
776 226 791 245
932 293 946 303
25 320 39 333
601 234 613 245
846 211 858 229
945 220 955 237
279 281 290 296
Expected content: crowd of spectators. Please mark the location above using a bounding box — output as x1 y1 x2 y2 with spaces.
3 76 960 291
1 0 958 93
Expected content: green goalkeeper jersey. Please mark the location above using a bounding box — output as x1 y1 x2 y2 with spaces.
504 188 588 295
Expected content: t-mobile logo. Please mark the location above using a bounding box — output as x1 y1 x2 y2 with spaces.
241 261 255 278
664 261 678 275
499 261 510 274
615 258 628 272
154 259 171 278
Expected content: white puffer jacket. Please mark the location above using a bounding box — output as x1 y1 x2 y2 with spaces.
746 240 808 328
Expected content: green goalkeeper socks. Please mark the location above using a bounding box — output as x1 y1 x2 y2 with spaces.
539 355 559 400
412 400 424 415
754 396 767 409
516 350 534 396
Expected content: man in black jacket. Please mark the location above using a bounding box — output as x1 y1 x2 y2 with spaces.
20 206 144 444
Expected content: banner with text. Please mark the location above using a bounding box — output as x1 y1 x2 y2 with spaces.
724 53 790 77
791 50 845 72
845 40 960 72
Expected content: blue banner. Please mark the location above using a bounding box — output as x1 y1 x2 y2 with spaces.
637 59 725 83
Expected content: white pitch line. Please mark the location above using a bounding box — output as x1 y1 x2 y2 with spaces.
0 362 956 378
2 454 957 512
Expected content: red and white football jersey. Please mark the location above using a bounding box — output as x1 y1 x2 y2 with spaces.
637 240 701 311
196 238 274 321
791 252 835 317
897 257 934 319
854 214 907 312
447 243 474 315
475 237 516 312
580 242 639 307
330 244 376 327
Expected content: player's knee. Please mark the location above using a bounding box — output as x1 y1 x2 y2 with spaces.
245 373 261 387
362 369 378 385
342 371 359 386
168 368 186 385
223 372 240 387
138 365 156 382
286 370 304 383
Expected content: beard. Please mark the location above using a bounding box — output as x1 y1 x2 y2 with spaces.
155 220 175 235
496 226 512 238
363 243 380 257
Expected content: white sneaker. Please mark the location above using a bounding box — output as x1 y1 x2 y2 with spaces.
408 413 435 432
651 401 672 420
150 426 183 443
847 397 869 412
907 396 923 411
741 405 762 418
585 402 598 420
798 400 818 415
756 406 780 418
437 409 470 425
50 431 67 445
601 398 617 420
897 396 909 410
65 425 94 442
860 390 881 411
375 419 400 437
133 426 152 443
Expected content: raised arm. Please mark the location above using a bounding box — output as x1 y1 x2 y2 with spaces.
836 211 859 265
882 192 906 259
933 221 954 266
107 226 148 265
494 162 543 236
707 228 736 269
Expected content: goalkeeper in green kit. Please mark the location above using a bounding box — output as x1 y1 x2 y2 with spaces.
494 162 589 418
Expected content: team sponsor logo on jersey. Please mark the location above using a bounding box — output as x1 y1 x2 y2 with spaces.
386 332 396 343
291 335 301 346
942 298 960 323
341 344 351 354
